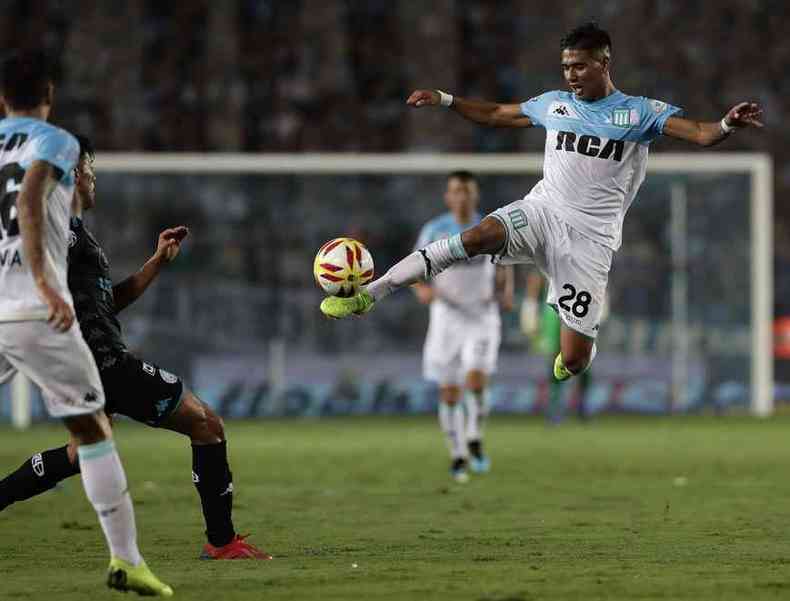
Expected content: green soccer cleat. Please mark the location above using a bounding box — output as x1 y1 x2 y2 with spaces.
107 557 174 597
320 290 375 319
553 352 573 382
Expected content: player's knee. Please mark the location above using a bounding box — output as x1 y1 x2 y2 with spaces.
186 395 224 444
204 407 226 442
562 348 592 375
64 410 112 446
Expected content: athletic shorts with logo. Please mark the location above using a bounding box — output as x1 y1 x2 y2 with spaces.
0 320 105 418
101 353 184 427
423 299 501 386
490 194 613 338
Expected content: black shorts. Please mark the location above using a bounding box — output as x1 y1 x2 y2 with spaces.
101 353 185 427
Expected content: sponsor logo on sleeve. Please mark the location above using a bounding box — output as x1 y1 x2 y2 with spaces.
651 99 668 113
159 369 178 384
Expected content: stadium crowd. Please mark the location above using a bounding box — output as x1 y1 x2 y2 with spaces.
0 0 785 343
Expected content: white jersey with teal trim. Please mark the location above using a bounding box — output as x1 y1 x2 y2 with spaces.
415 211 497 315
0 117 80 322
520 90 682 250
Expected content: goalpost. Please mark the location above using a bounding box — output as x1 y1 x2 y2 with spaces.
7 152 774 425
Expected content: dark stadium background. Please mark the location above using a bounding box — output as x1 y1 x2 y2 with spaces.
0 1 785 418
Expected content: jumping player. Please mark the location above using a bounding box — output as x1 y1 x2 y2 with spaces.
0 51 172 595
0 135 270 561
320 22 763 386
413 171 513 482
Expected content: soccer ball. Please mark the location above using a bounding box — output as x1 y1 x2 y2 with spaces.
313 237 374 297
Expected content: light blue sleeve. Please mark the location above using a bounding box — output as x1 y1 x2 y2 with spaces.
636 98 684 143
22 128 79 183
414 221 436 251
519 91 559 128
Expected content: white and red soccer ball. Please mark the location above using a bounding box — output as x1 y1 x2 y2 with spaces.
313 237 374 297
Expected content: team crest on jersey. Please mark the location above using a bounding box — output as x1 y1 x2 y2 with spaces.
548 102 579 119
611 108 640 128
68 231 77 248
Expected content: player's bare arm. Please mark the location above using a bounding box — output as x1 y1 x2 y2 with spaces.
496 265 514 312
112 226 189 313
520 271 544 337
406 89 534 128
16 160 73 332
663 102 763 147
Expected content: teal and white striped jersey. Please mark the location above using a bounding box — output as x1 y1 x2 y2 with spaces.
0 117 80 321
415 211 497 314
520 90 682 250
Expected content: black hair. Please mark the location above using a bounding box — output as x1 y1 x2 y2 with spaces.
74 134 95 161
447 170 478 184
0 50 53 110
560 22 612 59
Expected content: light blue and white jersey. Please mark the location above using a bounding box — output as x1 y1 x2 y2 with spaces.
415 211 497 315
0 117 80 321
520 90 682 250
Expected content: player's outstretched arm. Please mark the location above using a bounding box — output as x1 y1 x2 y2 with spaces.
112 226 188 313
17 160 74 332
663 102 763 147
406 89 534 128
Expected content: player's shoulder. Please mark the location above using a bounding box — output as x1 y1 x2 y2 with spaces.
423 212 454 230
617 93 676 116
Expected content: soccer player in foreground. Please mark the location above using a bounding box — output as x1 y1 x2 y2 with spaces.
0 51 172 595
413 171 513 482
321 22 763 383
0 135 270 561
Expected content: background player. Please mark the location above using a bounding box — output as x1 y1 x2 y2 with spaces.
320 22 764 386
0 51 171 595
0 135 270 561
412 171 513 482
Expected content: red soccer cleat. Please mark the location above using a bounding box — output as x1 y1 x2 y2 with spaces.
200 534 273 560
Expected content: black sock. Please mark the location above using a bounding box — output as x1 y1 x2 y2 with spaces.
468 440 483 460
192 441 236 547
0 445 80 511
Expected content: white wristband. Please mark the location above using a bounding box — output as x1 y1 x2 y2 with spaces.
437 90 454 107
720 118 736 134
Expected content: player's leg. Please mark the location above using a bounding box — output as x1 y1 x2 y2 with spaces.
321 216 507 318
423 307 469 482
0 355 81 510
160 391 269 559
0 440 80 511
102 354 269 559
546 227 611 382
461 314 499 472
438 385 469 483
464 370 490 472
0 322 172 596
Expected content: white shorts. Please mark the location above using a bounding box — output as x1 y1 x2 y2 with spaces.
0 320 105 418
489 195 613 338
423 300 501 386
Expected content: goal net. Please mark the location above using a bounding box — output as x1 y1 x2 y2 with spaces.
0 152 773 425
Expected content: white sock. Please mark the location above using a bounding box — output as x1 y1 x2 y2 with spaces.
464 389 489 442
438 402 467 460
78 440 142 566
367 234 469 300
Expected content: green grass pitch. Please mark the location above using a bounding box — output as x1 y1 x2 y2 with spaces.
1 415 790 600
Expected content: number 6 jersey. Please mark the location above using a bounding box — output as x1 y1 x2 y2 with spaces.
0 117 80 322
